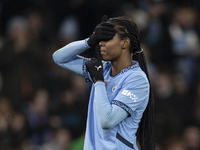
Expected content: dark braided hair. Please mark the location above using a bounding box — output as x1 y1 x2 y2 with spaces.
108 16 155 150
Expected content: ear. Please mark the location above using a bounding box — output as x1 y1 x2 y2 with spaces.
121 38 130 49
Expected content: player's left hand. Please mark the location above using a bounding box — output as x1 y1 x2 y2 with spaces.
86 58 104 83
87 22 116 48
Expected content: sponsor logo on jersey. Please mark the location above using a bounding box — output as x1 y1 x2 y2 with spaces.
122 89 138 102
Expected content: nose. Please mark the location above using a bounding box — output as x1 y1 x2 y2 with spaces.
99 41 105 47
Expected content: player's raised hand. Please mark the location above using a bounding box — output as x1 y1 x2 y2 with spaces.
86 58 104 83
87 16 116 48
101 15 108 22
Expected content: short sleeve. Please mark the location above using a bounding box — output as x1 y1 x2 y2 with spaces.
111 73 149 116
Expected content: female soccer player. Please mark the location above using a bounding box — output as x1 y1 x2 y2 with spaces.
53 16 155 150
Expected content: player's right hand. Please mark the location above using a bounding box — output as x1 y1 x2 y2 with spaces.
86 58 104 83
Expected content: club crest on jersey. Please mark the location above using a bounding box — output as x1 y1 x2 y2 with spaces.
122 89 138 102
112 84 118 92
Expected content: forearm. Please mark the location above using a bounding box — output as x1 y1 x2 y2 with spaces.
52 39 89 64
94 82 128 129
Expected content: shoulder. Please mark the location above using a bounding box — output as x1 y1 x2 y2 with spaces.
123 67 149 89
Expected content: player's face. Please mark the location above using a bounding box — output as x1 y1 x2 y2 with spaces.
99 34 124 61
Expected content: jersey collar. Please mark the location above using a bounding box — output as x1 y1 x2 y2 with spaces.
110 60 139 77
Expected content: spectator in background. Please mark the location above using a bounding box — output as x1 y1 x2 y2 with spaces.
144 0 173 68
164 138 186 150
168 5 200 89
52 75 89 140
0 16 44 107
183 125 200 150
22 88 52 145
57 15 80 46
26 10 44 43
153 69 193 144
171 73 193 126
43 15 81 102
41 128 72 150
153 70 175 143
0 97 13 150
7 111 30 150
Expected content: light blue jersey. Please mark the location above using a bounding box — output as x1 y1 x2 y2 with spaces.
52 39 150 150
83 60 149 150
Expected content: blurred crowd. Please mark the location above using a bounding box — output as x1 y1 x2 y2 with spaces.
0 0 200 150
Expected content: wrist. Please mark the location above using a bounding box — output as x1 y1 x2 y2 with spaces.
92 77 104 83
85 38 90 48
87 33 97 48
87 39 94 48
94 81 106 86
96 80 104 83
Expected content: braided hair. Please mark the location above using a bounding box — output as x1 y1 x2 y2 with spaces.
108 16 155 150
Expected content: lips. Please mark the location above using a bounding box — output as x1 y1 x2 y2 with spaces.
100 50 106 55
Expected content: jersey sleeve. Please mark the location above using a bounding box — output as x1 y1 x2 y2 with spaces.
53 39 110 82
111 73 150 116
52 39 93 81
94 82 129 129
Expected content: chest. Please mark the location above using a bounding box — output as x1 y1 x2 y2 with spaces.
104 75 123 102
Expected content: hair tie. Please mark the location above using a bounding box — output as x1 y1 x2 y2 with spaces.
134 48 143 55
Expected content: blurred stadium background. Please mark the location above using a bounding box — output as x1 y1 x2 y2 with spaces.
0 0 200 150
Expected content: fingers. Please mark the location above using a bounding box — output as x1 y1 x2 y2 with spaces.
87 17 116 47
100 26 116 32
99 28 116 38
101 15 108 22
100 22 114 28
97 31 115 42
97 23 116 36
99 34 115 41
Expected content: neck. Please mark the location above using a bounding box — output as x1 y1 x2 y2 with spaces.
111 56 132 76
